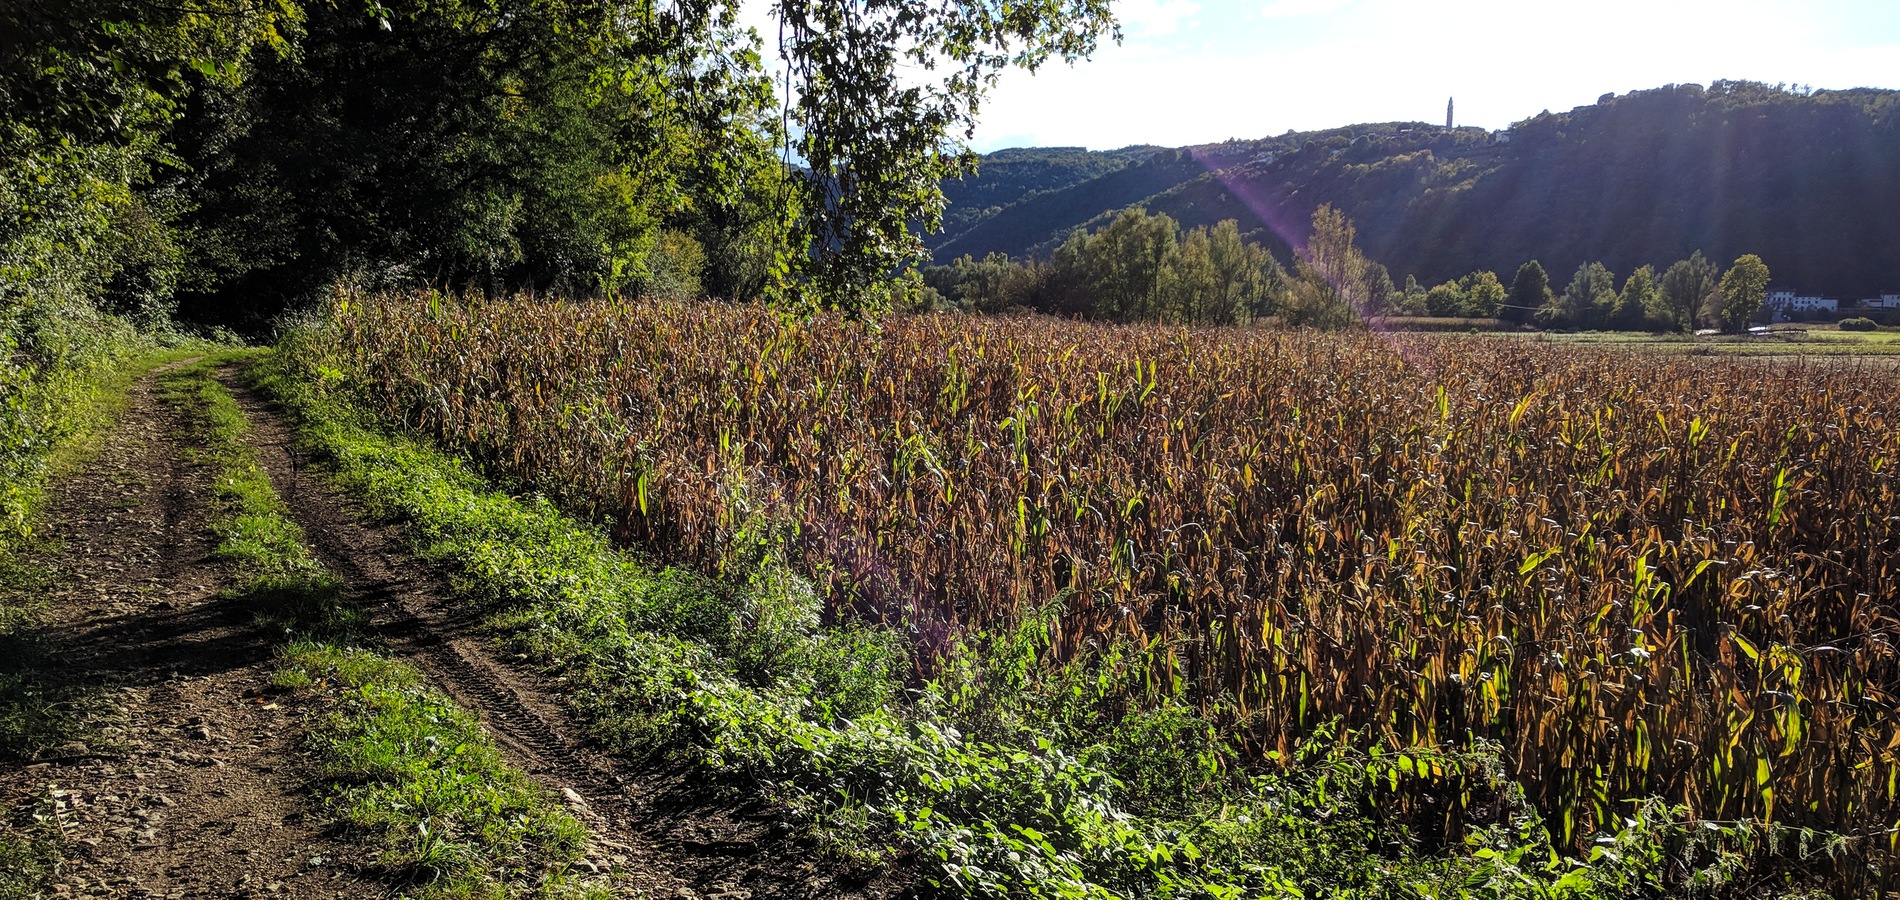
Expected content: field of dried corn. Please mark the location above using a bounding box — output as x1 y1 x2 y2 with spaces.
327 292 1900 853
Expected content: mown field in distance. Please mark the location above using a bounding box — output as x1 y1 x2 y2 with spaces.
1514 327 1900 358
319 292 1900 867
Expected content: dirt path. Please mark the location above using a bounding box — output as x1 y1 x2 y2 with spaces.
0 363 900 900
0 366 390 899
219 375 861 900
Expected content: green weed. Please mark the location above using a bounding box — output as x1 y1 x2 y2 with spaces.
0 792 61 900
280 643 602 897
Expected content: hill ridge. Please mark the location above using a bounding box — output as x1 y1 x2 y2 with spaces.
936 81 1900 299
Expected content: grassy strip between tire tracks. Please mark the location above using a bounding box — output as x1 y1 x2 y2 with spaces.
248 329 1833 900
159 353 606 899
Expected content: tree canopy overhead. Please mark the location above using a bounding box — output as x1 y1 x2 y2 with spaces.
1 0 1120 327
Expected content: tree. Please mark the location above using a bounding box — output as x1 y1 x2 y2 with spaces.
1 0 295 320
1361 262 1398 317
1204 219 1280 325
1461 270 1506 317
1545 262 1616 329
1506 261 1550 324
1018 212 1288 324
0 0 293 143
165 0 783 324
1425 281 1466 317
1047 207 1180 321
1398 275 1429 316
774 0 1117 313
1283 205 1375 329
1715 254 1771 332
6 0 1121 328
1162 226 1219 323
1616 265 1660 331
1659 251 1719 331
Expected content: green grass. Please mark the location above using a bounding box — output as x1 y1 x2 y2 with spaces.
1 303 168 581
158 352 364 639
158 356 605 899
1504 326 1900 357
0 802 60 900
245 326 1828 899
273 645 600 896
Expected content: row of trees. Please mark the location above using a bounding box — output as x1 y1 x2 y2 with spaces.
921 205 1391 327
1510 254 1770 333
924 207 1773 334
1382 252 1769 333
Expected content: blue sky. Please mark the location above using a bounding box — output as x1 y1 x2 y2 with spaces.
951 0 1900 151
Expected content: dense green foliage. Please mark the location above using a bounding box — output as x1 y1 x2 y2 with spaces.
1 0 292 327
260 315 1849 899
1410 270 1506 320
922 205 1423 327
1715 255 1771 334
924 209 1290 324
2 0 202 546
0 307 150 565
1506 262 1552 325
924 205 1398 325
165 0 791 325
2 0 1119 329
933 82 1900 302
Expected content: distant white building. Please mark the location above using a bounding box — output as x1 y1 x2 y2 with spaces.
1860 292 1900 310
1765 288 1838 321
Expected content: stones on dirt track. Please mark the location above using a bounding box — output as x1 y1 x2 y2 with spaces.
0 365 389 899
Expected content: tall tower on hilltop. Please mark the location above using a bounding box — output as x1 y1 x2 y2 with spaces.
1446 97 1454 129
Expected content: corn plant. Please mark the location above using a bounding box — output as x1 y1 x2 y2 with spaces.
325 290 1900 866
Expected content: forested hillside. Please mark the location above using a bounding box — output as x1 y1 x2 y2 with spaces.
937 82 1900 299
931 145 1162 248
